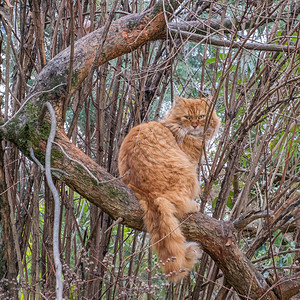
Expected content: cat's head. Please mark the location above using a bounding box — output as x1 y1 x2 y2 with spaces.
164 96 220 139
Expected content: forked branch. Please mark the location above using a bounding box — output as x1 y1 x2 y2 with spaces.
0 0 298 299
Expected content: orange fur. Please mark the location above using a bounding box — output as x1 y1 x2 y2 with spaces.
118 96 220 281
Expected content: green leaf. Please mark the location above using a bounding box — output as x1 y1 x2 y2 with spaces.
205 57 216 66
212 197 218 210
219 53 227 60
227 196 233 209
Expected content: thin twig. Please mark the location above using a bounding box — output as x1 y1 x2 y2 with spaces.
30 147 70 176
30 147 45 171
1 83 66 129
171 29 298 52
52 141 99 184
233 210 274 231
253 249 300 263
104 217 124 233
44 102 64 300
67 0 119 138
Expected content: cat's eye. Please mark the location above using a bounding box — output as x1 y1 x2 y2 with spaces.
184 116 190 120
198 115 205 119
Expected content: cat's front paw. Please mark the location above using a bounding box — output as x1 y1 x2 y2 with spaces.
189 201 200 213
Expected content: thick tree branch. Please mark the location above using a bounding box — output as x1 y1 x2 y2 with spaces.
1 0 169 134
280 272 300 300
34 129 279 300
0 1 297 299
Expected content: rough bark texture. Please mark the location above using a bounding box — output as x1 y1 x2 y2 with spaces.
20 128 280 300
0 0 299 299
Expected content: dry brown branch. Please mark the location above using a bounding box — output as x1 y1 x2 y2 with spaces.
170 29 298 52
0 0 299 299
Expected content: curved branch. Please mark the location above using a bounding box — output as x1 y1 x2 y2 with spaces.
233 210 274 231
44 102 64 299
0 1 297 299
1 0 169 136
41 129 279 300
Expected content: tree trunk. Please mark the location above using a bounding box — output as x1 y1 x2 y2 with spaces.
1 0 299 299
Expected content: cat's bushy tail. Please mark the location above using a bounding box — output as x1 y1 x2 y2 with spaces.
139 196 200 282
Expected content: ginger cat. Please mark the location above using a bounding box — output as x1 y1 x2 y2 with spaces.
118 96 220 282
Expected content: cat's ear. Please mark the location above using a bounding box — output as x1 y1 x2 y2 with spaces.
174 95 186 105
205 95 213 103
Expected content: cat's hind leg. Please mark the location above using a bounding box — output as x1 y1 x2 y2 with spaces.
187 200 200 213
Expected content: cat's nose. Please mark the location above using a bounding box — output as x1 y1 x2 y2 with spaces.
192 122 198 128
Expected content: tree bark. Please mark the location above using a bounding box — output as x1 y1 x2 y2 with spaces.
0 1 299 299
30 129 281 300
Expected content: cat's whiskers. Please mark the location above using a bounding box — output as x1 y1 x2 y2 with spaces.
188 126 206 139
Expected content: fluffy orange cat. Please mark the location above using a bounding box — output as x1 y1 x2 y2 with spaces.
118 96 220 281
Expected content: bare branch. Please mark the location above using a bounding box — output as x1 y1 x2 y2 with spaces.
169 29 298 52
233 210 274 231
42 129 279 300
44 102 64 299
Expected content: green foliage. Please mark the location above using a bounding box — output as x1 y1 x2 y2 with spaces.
254 230 296 278
1 0 300 298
